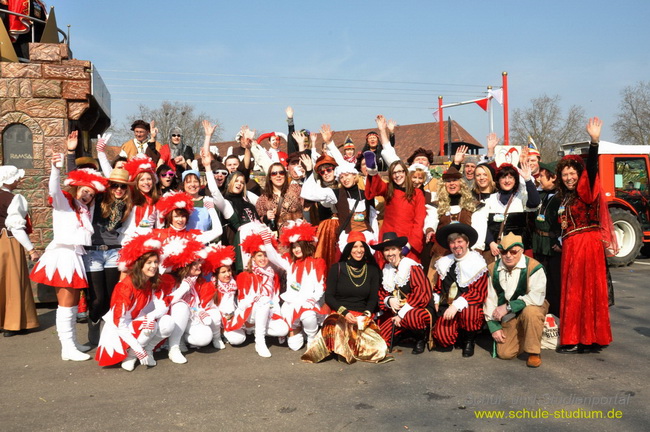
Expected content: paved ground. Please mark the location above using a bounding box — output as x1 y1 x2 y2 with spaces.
2 259 649 432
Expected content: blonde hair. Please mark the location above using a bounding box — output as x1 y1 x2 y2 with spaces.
436 179 477 216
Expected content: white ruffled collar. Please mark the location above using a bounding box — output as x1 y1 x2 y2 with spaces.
435 251 487 288
382 257 420 292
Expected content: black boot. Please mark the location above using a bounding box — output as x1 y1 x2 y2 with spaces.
88 319 101 346
462 331 477 357
412 331 426 355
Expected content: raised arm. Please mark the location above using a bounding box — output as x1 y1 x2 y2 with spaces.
96 133 113 176
586 117 602 187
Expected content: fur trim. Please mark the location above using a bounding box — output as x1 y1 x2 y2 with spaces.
156 191 195 219
240 232 278 255
202 244 236 273
64 168 108 193
160 234 204 271
117 233 162 271
123 154 158 183
279 219 318 247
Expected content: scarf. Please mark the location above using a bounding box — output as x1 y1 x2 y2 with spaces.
252 263 276 298
106 199 126 232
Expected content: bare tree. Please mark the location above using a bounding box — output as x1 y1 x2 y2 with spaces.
613 81 650 146
511 94 586 161
107 101 222 155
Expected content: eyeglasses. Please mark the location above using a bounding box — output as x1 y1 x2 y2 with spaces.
160 171 175 178
270 170 286 177
214 170 228 176
392 169 405 175
110 183 128 190
500 248 522 256
171 134 181 138
318 167 334 175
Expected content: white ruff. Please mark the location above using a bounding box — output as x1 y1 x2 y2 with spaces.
435 251 487 288
382 257 420 292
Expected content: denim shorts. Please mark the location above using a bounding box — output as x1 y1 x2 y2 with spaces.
83 248 120 272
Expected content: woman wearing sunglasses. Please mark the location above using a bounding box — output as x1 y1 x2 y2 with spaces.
156 164 178 195
256 163 303 233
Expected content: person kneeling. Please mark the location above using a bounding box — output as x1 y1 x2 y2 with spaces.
484 233 549 368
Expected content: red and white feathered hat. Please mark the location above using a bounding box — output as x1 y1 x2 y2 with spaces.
156 191 195 219
160 233 206 272
240 232 278 255
202 244 236 273
257 131 288 145
64 168 108 193
118 232 162 272
123 154 158 183
279 219 318 247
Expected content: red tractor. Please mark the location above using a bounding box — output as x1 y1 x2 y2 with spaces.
562 141 650 266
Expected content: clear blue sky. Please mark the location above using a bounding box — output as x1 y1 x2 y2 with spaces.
55 0 649 147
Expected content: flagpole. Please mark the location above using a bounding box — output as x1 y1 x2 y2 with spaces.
487 85 494 134
502 71 509 145
438 96 444 156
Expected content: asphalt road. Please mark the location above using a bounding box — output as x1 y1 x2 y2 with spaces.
2 259 649 432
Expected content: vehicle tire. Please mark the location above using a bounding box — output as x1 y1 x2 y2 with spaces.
608 208 643 267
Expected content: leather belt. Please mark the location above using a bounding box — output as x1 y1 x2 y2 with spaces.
85 245 121 251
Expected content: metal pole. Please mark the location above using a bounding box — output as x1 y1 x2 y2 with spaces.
502 72 509 146
438 96 444 156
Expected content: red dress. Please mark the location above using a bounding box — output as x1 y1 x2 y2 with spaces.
365 174 425 264
559 170 612 346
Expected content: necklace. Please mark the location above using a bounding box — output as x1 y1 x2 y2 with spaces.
346 263 368 288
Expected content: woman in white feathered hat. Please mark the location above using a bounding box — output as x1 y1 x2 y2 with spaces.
30 143 108 362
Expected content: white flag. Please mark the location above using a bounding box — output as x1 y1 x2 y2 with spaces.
488 88 504 105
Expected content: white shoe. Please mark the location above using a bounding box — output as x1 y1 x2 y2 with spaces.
121 356 137 372
168 345 187 364
61 347 91 362
255 343 272 358
213 337 226 350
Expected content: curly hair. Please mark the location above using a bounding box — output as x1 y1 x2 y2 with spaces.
386 161 415 203
555 156 585 205
436 178 477 216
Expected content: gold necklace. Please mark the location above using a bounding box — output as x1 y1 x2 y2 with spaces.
346 263 368 288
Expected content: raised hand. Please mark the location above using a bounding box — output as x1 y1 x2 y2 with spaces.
586 117 602 143
453 145 468 165
387 119 397 133
285 106 294 119
375 115 387 131
518 158 532 181
320 124 333 143
299 153 313 172
487 133 499 151
202 119 218 137
149 120 157 141
66 131 79 151
292 131 306 147
309 132 317 149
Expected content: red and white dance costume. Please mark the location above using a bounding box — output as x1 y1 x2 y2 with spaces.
227 267 289 356
432 251 488 347
559 150 615 347
365 171 425 265
377 258 434 344
95 275 175 369
158 234 207 364
264 223 328 350
30 165 107 361
122 155 159 241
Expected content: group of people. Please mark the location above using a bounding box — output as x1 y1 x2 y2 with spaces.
0 108 616 370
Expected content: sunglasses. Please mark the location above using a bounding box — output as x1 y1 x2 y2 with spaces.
214 170 228 176
160 171 175 178
270 170 286 177
499 248 522 256
171 134 181 138
110 183 128 190
318 167 334 175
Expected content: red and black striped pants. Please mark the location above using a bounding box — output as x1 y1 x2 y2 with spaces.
378 308 432 343
433 303 484 347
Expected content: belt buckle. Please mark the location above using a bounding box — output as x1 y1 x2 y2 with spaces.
99 245 109 251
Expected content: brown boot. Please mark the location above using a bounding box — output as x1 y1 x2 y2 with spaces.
526 353 542 368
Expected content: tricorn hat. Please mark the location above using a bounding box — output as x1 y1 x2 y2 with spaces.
442 166 462 180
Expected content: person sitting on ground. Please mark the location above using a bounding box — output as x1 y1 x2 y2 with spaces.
484 232 548 368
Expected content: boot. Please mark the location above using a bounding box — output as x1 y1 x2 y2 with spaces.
56 306 91 361
302 313 319 348
121 349 137 371
212 326 225 350
462 330 477 358
87 319 102 347
411 330 426 355
71 306 91 352
254 306 272 358
144 334 166 367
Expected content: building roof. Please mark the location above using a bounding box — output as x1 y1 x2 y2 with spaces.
212 120 482 161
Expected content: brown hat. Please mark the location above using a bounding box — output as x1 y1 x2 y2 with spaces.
314 154 338 171
442 166 462 180
75 156 99 170
498 232 524 251
107 168 134 184
407 147 434 165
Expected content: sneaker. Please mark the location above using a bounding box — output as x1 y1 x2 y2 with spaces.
168 346 188 364
255 343 272 358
